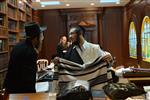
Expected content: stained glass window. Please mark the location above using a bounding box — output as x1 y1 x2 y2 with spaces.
141 16 150 62
129 22 137 58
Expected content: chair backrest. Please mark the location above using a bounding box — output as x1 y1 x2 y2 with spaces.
37 59 49 72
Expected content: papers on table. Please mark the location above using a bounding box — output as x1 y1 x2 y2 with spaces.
36 82 52 92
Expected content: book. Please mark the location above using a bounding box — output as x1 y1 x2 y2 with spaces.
0 39 3 51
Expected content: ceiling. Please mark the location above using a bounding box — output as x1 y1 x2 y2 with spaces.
32 0 131 10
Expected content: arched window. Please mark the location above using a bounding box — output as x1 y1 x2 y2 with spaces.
141 16 150 62
129 22 137 58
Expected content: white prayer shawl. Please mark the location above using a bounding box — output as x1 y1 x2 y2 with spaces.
76 40 107 64
58 41 112 88
58 55 113 88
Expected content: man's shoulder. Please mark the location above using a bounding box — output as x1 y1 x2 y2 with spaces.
13 41 33 53
14 41 26 49
86 41 100 48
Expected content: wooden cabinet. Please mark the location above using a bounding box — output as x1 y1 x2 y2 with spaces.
68 13 98 43
63 9 99 44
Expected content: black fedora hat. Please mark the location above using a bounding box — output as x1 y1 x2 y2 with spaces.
25 22 47 38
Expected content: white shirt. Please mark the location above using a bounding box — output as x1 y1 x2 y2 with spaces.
75 40 108 64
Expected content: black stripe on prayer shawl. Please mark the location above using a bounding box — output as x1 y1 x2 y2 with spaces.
59 64 107 76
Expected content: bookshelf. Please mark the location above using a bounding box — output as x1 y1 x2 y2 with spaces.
0 0 8 89
19 0 32 41
0 0 8 58
7 0 18 53
0 0 33 89
26 0 32 22
7 0 33 53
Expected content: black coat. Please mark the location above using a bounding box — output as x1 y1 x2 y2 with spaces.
64 45 83 65
4 40 38 93
56 44 68 58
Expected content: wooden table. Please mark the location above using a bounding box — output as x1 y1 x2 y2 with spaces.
123 71 150 88
7 93 56 100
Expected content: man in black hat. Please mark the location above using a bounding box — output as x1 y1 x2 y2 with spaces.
4 22 47 93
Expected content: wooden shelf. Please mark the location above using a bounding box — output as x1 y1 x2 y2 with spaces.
0 51 8 54
26 13 32 17
0 67 8 73
19 19 25 22
0 11 6 15
19 29 24 32
0 36 8 39
26 2 32 8
8 16 18 21
9 43 16 46
8 29 18 33
7 2 17 9
0 25 7 28
19 8 25 12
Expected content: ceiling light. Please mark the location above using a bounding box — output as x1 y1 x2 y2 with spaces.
90 3 95 6
36 0 40 2
66 4 70 6
116 0 120 4
100 0 118 3
41 5 45 7
40 1 61 6
19 1 22 4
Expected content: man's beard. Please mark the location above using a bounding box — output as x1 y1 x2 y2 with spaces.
72 35 82 51
72 35 80 47
72 41 79 46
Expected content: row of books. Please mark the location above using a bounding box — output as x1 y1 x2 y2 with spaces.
8 34 17 45
19 21 25 30
26 16 32 22
0 16 4 26
26 0 32 4
8 0 17 6
8 20 17 30
18 11 25 21
8 7 17 19
0 27 8 37
26 6 31 15
0 39 5 52
19 22 26 40
0 53 8 69
0 2 6 13
18 0 25 10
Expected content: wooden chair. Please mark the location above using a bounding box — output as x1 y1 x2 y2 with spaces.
37 59 49 72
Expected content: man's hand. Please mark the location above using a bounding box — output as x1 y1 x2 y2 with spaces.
101 55 113 64
53 57 60 65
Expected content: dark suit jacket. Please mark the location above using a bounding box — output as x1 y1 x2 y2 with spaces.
64 45 83 65
4 40 38 93
56 44 68 58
